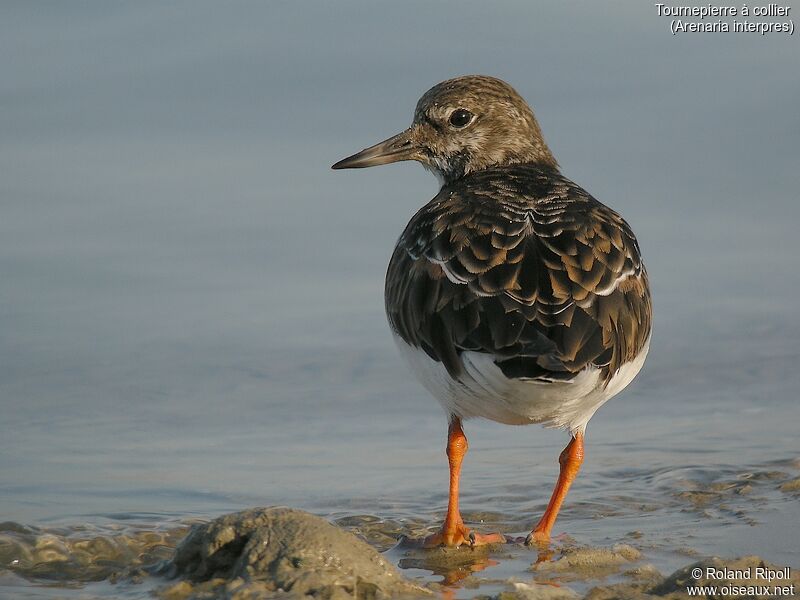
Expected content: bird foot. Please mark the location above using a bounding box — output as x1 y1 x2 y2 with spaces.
524 529 550 546
422 523 505 548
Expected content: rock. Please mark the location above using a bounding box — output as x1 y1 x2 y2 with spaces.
507 581 579 599
584 583 657 600
532 544 642 580
779 478 800 492
159 507 427 599
623 564 664 584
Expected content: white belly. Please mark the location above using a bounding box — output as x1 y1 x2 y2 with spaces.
393 334 650 434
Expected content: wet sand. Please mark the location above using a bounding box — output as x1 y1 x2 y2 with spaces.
2 460 799 599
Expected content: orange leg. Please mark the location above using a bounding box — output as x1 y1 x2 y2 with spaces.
423 417 505 548
526 432 584 545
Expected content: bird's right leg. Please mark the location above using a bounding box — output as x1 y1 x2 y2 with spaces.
422 416 505 548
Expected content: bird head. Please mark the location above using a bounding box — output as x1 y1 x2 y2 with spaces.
332 75 557 185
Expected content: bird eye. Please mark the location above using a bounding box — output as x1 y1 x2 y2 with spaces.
449 108 473 128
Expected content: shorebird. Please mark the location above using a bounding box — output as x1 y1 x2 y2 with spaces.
332 76 652 548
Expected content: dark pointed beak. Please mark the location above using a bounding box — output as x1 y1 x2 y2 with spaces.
331 128 417 170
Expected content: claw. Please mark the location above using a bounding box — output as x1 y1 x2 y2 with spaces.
468 531 476 547
525 529 550 547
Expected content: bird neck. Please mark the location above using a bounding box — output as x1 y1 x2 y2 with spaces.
427 149 559 187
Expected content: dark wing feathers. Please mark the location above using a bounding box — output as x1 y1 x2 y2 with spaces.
385 164 652 384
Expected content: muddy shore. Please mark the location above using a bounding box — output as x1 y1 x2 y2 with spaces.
2 505 798 599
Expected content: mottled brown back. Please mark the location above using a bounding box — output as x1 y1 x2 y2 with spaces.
385 163 652 384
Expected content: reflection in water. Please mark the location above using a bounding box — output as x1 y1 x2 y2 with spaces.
397 534 567 587
398 546 499 587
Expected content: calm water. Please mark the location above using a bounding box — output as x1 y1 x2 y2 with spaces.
1 2 799 597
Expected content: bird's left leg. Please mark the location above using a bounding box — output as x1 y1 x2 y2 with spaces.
526 432 584 545
423 416 505 548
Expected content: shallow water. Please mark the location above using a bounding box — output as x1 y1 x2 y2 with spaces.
1 1 799 597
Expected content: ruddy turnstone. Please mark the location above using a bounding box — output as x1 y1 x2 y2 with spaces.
332 76 652 547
